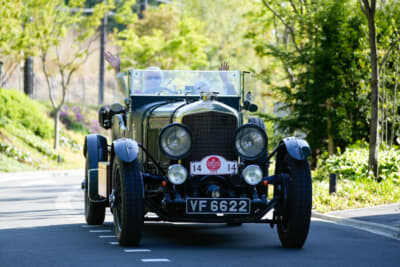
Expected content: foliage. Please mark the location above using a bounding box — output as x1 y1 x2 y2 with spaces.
60 134 81 152
29 0 109 150
3 121 58 160
0 153 36 172
0 140 34 165
59 105 90 134
178 0 261 71
246 0 371 163
313 143 400 212
114 4 210 70
0 88 90 171
314 145 400 182
0 88 53 139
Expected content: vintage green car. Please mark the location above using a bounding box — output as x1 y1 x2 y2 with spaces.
82 69 312 248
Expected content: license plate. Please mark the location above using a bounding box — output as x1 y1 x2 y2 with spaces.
190 155 238 176
186 198 250 214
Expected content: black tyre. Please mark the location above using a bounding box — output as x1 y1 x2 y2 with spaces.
112 157 144 246
275 154 312 249
84 153 106 225
227 222 243 226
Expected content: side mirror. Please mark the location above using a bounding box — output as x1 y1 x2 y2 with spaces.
248 103 258 112
98 106 111 129
99 103 126 130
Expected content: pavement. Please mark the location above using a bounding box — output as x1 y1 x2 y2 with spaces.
327 203 400 228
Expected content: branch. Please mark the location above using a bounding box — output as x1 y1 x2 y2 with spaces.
289 0 299 14
359 0 368 16
0 62 18 87
379 35 400 74
41 50 57 110
261 0 301 52
299 0 304 15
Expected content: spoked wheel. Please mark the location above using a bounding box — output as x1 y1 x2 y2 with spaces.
84 153 105 225
275 154 312 248
112 157 144 246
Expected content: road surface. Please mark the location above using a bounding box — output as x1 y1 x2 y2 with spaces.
0 170 399 267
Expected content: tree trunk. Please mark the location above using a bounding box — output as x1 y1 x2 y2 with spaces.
54 108 60 151
327 98 334 155
367 10 380 178
391 57 398 148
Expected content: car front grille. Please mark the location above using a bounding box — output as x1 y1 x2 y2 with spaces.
182 111 237 167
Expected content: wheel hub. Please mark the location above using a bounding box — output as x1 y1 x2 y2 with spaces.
109 189 116 209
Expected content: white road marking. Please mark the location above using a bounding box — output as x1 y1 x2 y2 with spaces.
109 242 119 245
81 225 100 228
99 235 116 238
141 259 170 262
90 230 112 233
124 249 151 253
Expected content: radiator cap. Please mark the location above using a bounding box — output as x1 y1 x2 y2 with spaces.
201 91 219 101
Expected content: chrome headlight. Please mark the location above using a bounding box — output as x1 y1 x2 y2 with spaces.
159 123 192 159
234 124 267 160
242 165 263 185
168 164 188 185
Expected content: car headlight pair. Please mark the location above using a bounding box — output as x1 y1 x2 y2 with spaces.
234 124 267 160
160 124 192 159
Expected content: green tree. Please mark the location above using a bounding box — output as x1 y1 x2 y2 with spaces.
179 0 260 71
0 0 36 86
114 4 210 70
246 0 370 166
31 0 108 151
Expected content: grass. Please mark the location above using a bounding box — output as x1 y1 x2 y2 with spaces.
312 177 400 213
0 153 36 172
312 145 400 212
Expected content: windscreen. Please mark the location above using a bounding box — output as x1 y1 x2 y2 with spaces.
127 69 241 96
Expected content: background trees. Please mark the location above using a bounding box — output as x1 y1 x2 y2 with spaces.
0 0 400 173
246 0 400 174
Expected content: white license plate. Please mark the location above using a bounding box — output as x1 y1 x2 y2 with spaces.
190 155 238 176
186 198 251 214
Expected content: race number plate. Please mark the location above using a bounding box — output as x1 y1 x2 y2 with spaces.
190 155 238 176
186 198 251 214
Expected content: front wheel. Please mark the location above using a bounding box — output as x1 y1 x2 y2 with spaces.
275 154 312 248
112 157 144 246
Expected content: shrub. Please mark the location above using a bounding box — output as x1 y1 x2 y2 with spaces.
314 146 400 183
0 89 53 139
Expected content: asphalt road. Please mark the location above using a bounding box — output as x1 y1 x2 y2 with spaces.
1 171 399 267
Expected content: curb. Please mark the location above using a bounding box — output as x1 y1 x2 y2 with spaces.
312 211 400 241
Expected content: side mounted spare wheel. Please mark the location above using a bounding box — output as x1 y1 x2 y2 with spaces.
112 157 144 246
84 134 107 225
275 153 312 249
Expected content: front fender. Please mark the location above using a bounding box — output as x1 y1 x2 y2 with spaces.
280 137 310 161
112 138 139 163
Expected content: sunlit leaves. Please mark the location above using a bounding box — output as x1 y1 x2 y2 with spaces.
114 4 210 70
